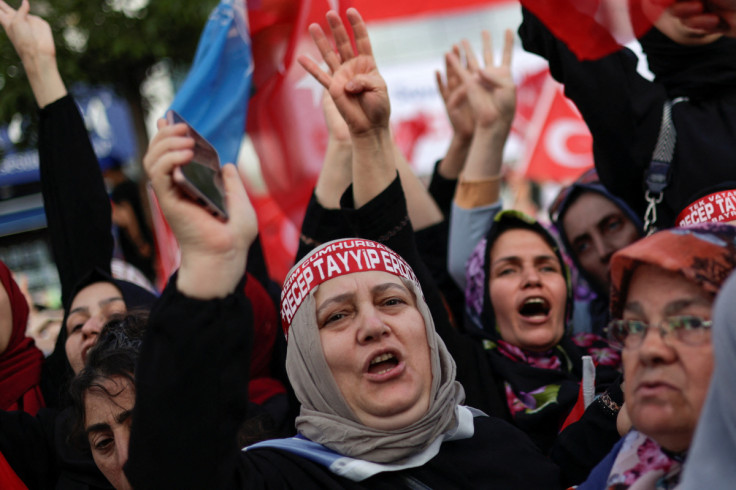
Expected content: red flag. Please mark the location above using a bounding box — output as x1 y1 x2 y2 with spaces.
353 0 512 22
246 1 355 283
521 73 594 183
520 0 671 60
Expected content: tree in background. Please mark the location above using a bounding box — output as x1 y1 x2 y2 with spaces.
0 0 217 158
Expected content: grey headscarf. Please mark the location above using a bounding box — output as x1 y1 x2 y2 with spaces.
282 239 465 463
680 270 736 488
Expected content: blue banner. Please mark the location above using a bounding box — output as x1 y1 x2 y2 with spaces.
169 0 253 167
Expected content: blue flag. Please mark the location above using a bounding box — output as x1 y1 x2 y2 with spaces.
169 0 252 166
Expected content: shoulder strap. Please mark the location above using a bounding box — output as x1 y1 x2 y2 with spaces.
643 97 688 234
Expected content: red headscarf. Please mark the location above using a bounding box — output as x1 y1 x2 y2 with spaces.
0 261 45 415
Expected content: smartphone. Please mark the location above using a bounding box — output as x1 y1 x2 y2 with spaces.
165 110 228 221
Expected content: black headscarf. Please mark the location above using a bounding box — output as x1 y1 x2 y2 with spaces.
40 268 157 408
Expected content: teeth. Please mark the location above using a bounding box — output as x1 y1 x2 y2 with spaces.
525 298 544 305
370 353 395 365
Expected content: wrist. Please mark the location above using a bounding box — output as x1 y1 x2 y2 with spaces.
177 248 246 299
473 121 512 140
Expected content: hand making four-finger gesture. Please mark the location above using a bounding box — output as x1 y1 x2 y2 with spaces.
447 30 516 134
298 8 390 137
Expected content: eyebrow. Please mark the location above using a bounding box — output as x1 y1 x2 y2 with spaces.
624 297 713 317
69 296 125 316
316 282 411 317
85 409 133 436
316 292 355 318
491 254 558 267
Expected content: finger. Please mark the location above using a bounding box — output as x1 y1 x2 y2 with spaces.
681 13 724 30
298 54 332 88
502 29 514 68
482 31 494 67
344 73 383 94
144 127 194 175
326 10 355 62
435 70 449 102
462 39 480 73
307 22 342 74
447 51 472 84
347 8 373 57
446 85 468 108
18 0 29 16
669 1 705 15
445 47 462 89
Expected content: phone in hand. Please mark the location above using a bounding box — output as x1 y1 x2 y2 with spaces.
165 110 228 221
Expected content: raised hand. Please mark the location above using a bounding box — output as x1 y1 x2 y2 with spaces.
670 0 736 37
298 8 390 137
447 30 516 133
0 0 53 60
144 119 258 299
0 0 65 106
436 45 475 141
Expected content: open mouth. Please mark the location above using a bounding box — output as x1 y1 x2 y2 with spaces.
518 297 551 319
368 352 399 375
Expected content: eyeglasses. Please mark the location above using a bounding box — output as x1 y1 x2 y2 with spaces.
606 316 712 349
548 168 600 224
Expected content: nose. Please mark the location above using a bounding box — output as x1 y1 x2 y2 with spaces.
117 430 130 467
522 266 542 287
81 315 103 339
592 234 614 264
357 306 389 344
116 431 131 489
636 324 677 365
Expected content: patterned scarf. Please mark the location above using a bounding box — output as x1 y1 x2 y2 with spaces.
606 431 684 490
465 211 621 452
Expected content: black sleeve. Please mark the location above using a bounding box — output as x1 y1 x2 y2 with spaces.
427 160 457 217
0 409 57 489
38 95 114 307
550 376 624 487
339 177 509 418
518 7 665 219
126 274 252 489
295 191 353 263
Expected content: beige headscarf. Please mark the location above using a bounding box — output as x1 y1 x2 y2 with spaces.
281 239 465 463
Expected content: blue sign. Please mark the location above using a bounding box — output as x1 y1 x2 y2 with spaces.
0 86 138 188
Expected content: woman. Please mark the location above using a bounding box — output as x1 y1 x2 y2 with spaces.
580 223 736 488
548 168 643 335
0 260 44 415
126 240 560 488
461 210 621 453
125 9 559 488
68 313 146 490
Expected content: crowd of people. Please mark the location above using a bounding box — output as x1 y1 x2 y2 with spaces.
0 0 735 488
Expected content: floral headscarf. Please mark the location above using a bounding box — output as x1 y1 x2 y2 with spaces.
610 223 736 319
464 210 620 453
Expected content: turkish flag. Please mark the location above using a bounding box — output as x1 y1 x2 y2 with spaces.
521 73 594 183
246 1 354 284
